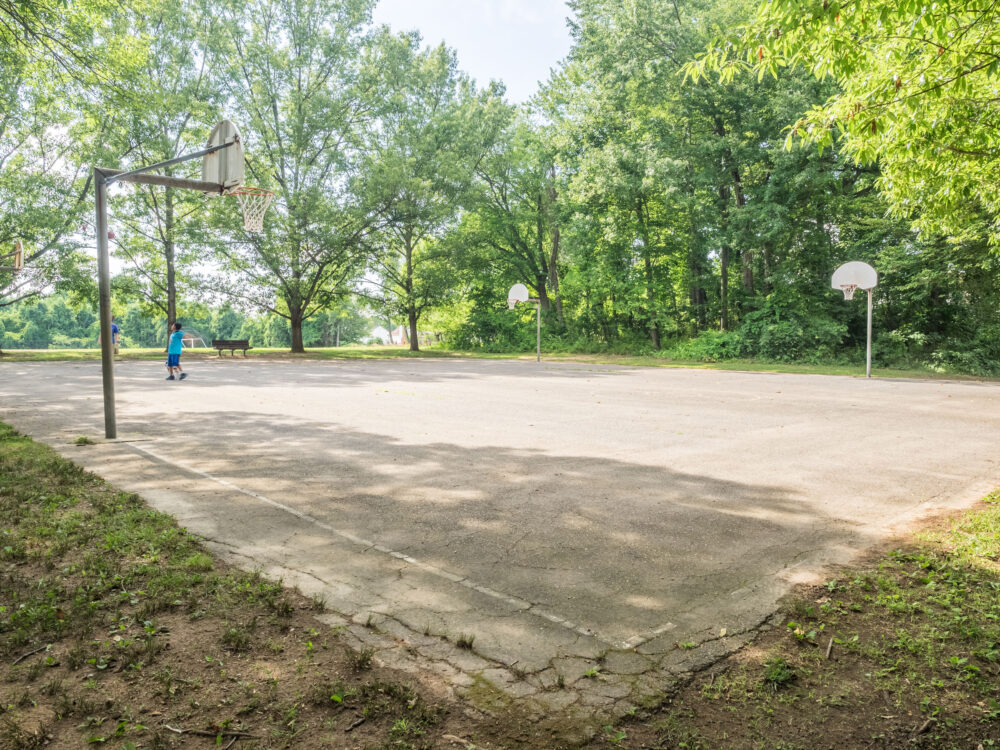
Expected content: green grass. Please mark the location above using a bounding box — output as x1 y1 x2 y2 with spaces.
1 345 993 381
0 422 455 747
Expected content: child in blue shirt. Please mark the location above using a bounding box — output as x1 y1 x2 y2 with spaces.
166 322 187 381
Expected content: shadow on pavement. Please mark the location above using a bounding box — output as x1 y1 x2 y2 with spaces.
114 407 864 645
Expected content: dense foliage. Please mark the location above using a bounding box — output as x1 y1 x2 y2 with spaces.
688 0 1000 243
2 0 999 373
0 294 370 349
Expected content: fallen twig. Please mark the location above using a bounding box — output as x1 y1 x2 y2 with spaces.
12 645 48 665
345 715 366 732
223 738 238 750
825 637 834 660
163 725 259 739
912 718 933 736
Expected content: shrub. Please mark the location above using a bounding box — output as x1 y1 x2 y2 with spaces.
661 330 744 361
737 298 846 362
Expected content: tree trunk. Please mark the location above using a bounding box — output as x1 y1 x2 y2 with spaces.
637 200 660 349
546 171 566 327
762 241 774 295
689 256 708 332
288 297 305 353
720 244 730 332
718 184 731 332
730 168 753 296
165 188 177 332
548 225 565 327
404 229 419 352
290 317 305 353
408 304 419 352
535 276 550 310
643 250 661 349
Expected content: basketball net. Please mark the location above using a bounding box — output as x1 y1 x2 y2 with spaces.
228 186 274 232
841 284 858 301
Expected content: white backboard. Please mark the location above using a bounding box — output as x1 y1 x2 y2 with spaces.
508 283 530 309
831 261 877 291
202 120 245 193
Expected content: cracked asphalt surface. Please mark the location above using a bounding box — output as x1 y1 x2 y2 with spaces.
2 357 999 683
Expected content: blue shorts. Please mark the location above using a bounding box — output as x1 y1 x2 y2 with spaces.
166 353 181 367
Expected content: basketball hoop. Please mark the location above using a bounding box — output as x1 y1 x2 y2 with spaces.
831 261 879 378
228 186 274 232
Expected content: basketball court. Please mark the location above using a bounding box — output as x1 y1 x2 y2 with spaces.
2 358 998 689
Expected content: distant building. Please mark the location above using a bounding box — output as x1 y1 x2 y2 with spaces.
363 325 438 346
366 326 391 345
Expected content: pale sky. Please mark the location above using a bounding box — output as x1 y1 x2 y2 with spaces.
371 0 574 103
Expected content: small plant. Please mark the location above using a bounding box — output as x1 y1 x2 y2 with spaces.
762 656 796 692
786 621 817 643
74 436 94 446
603 725 627 744
584 667 600 678
679 641 697 649
310 593 326 611
350 647 375 671
308 680 353 706
182 553 213 572
455 633 475 650
221 620 256 653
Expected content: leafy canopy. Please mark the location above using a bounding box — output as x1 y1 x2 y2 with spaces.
686 0 1000 243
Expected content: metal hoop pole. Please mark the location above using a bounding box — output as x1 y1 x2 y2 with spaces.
95 168 117 439
536 301 541 363
866 288 873 379
103 141 235 186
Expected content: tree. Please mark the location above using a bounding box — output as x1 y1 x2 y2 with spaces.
359 31 507 351
460 116 568 327
1 0 144 350
687 0 1000 243
107 0 223 336
211 0 379 353
0 32 95 323
0 0 120 81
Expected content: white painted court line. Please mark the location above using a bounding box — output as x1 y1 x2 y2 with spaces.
126 443 641 647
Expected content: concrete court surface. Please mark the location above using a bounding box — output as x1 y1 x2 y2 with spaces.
2 358 1000 683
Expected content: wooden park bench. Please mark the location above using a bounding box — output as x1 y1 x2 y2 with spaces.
211 339 253 357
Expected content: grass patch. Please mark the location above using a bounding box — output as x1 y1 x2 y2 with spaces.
2 345 996 381
621 490 1000 749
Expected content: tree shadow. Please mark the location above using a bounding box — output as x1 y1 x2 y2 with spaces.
113 407 867 648
112 356 642 389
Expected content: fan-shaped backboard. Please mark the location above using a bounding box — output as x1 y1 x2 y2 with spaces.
202 120 245 194
831 261 877 291
508 283 530 309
